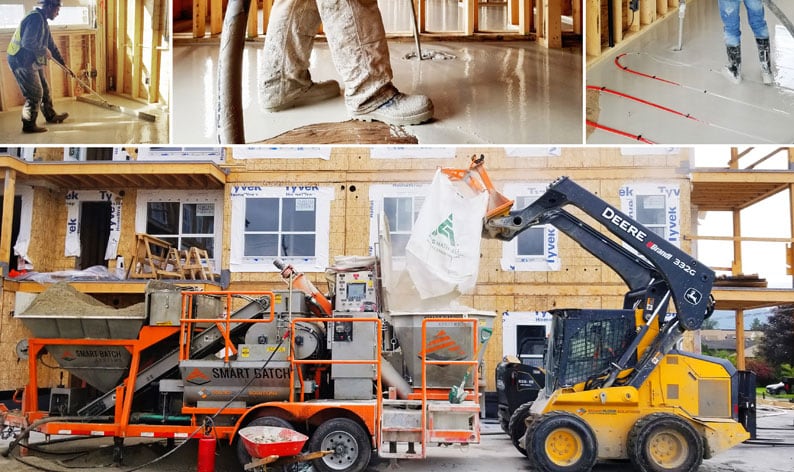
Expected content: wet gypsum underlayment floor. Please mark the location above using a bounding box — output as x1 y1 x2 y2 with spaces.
0 94 169 145
586 0 794 144
172 39 583 145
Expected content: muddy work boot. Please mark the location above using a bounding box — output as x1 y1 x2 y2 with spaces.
351 93 434 126
722 45 742 85
757 38 773 85
45 112 69 123
263 80 340 112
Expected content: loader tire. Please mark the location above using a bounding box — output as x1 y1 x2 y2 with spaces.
235 416 294 470
308 417 371 472
508 401 533 456
627 413 703 472
525 411 597 472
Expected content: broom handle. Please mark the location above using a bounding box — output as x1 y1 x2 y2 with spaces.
51 60 110 106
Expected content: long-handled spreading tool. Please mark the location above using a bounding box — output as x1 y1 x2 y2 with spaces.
673 0 686 51
52 60 156 122
763 0 794 38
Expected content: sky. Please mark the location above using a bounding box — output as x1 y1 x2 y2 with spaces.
692 146 792 290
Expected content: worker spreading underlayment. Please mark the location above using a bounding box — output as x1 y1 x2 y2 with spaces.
718 0 774 84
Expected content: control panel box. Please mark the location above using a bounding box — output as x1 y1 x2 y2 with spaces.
334 270 378 312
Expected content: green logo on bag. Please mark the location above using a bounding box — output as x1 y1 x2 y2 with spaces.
431 214 456 246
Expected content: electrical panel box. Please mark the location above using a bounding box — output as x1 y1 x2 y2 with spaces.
329 312 377 400
334 270 377 312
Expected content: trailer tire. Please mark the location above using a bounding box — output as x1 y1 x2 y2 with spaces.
627 413 703 472
508 401 533 456
525 411 597 472
235 416 295 469
308 418 371 472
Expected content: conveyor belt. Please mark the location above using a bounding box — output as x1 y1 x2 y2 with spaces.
77 297 271 417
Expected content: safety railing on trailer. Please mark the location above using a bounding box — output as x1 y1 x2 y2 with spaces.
420 317 479 457
288 317 383 441
178 291 276 362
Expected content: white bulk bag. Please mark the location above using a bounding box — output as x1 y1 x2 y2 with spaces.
405 169 488 299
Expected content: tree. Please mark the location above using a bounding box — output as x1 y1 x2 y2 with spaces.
758 305 794 368
745 358 776 386
701 317 718 330
750 317 765 331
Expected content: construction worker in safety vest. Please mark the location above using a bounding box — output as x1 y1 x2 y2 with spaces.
7 0 69 133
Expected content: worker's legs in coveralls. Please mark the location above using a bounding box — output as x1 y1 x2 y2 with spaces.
10 61 48 132
260 0 432 124
9 57 68 132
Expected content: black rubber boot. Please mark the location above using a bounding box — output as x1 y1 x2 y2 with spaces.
45 112 69 123
757 38 773 85
22 111 47 133
723 45 742 85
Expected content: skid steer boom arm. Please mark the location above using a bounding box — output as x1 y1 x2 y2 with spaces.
484 176 715 331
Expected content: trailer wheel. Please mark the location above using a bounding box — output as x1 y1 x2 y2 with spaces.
235 416 294 469
525 411 597 472
308 418 371 472
627 413 703 472
508 401 533 456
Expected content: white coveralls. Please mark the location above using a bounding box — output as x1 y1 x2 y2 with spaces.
260 0 398 113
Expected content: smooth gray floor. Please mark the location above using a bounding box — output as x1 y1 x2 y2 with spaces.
587 0 794 144
0 94 169 145
173 39 583 145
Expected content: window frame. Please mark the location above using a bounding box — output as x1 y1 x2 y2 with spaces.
368 183 430 271
230 185 333 273
619 182 681 247
0 1 96 32
499 182 561 272
135 189 223 272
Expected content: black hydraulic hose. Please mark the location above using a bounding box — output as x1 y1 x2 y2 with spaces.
217 0 252 144
2 415 114 458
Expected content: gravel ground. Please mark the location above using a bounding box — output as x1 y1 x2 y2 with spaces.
1 404 792 472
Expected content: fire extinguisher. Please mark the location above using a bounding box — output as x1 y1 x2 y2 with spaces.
197 418 216 472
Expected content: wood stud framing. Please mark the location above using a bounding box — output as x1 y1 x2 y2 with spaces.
587 0 684 64
186 1 574 48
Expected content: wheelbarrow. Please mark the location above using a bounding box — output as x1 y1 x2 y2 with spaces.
238 426 331 471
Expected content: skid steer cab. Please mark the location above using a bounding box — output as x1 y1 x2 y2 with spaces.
445 157 757 472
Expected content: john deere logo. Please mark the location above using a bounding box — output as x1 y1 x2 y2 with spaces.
186 368 211 385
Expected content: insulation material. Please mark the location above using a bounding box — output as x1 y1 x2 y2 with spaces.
229 185 333 273
505 147 561 157
404 169 488 299
500 183 561 272
620 183 681 247
12 186 34 262
369 147 456 159
64 191 122 259
232 147 331 159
